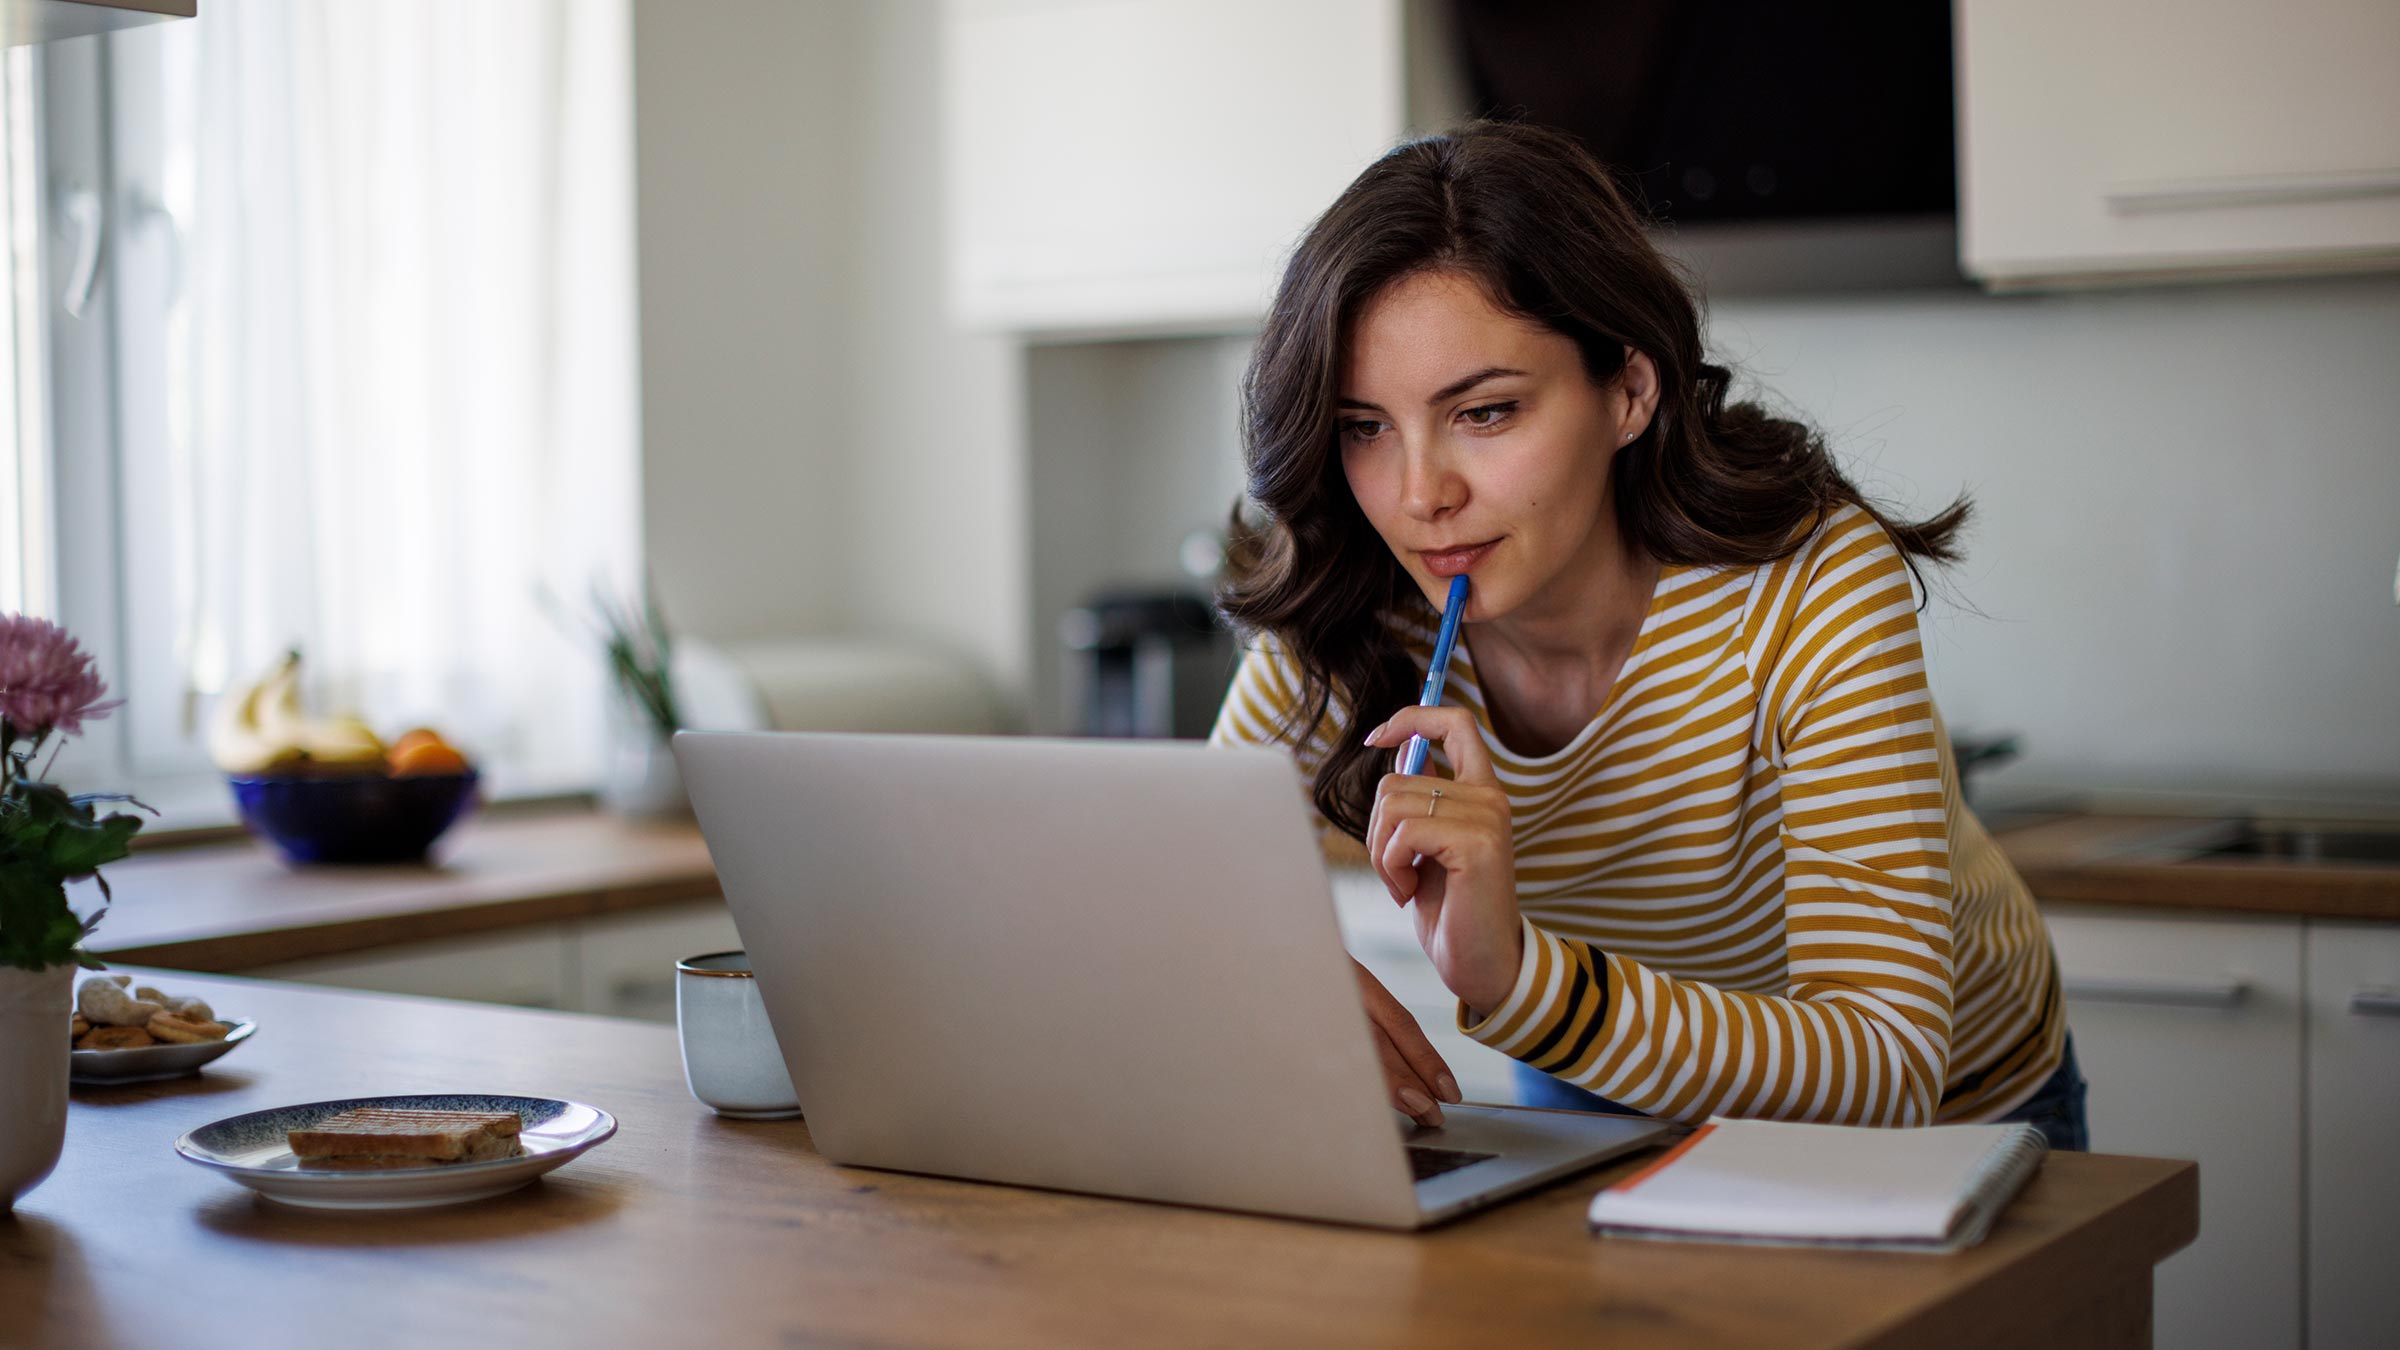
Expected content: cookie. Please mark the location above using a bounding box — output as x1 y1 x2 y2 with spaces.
78 979 165 1028
147 1011 230 1044
70 1013 90 1041
77 1025 156 1051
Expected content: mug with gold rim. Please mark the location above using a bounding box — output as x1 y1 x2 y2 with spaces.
674 950 801 1119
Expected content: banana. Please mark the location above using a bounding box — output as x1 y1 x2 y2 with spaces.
252 653 310 757
301 713 387 767
208 650 396 773
207 651 309 774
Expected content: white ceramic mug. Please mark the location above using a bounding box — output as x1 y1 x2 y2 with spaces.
674 951 802 1119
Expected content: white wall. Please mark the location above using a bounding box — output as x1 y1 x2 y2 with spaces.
632 0 1029 713
1704 274 2400 801
632 0 863 641
845 0 1030 715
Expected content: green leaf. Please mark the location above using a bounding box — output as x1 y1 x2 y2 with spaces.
0 780 143 874
0 859 71 969
41 810 140 876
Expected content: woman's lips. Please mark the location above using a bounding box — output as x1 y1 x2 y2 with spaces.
1418 539 1497 578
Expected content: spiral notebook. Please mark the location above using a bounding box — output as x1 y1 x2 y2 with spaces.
1587 1119 2050 1253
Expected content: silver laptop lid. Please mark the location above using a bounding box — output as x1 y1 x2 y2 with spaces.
675 731 1422 1228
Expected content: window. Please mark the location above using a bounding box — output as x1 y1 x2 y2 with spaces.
0 45 49 620
31 3 639 819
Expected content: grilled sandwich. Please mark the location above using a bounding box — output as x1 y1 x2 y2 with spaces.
287 1106 525 1170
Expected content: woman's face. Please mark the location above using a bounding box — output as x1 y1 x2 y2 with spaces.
1336 269 1653 624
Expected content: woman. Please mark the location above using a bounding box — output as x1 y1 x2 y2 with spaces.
1209 121 2084 1150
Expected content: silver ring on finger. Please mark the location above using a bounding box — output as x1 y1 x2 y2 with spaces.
1426 788 1443 818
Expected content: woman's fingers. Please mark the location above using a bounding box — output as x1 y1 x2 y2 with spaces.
1379 1004 1461 1106
1352 959 1459 1120
1354 959 1462 1104
1366 774 1427 904
1371 1024 1444 1126
1376 808 1490 904
1362 704 1497 784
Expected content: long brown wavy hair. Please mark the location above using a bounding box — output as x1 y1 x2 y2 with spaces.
1218 119 1969 843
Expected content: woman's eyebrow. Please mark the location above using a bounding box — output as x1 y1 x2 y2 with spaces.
1337 367 1527 413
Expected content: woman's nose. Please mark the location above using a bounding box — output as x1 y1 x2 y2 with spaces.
1398 446 1463 521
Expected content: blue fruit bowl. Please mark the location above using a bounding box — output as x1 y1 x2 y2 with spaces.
227 770 482 864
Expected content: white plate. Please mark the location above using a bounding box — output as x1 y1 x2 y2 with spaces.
174 1093 618 1210
71 1019 256 1085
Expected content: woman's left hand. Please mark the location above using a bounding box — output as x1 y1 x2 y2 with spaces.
1362 706 1524 1016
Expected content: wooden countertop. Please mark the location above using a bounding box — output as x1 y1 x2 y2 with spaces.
11 971 2197 1348
1991 813 2400 922
76 804 2400 978
86 810 721 971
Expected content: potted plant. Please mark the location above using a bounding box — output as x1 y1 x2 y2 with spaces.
549 581 687 819
0 614 143 1209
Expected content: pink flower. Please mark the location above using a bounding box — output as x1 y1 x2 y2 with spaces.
0 613 120 739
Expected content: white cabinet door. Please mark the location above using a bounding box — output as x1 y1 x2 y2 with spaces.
1957 0 2400 289
944 0 1402 334
2305 920 2400 1350
2044 905 2303 1350
1330 868 1518 1104
572 902 744 1024
252 928 574 1011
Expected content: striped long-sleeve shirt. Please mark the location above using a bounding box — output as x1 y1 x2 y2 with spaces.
1211 505 2064 1126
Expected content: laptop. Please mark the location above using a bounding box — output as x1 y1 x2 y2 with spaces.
674 730 1670 1230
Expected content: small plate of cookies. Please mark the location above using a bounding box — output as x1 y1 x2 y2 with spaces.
70 974 253 1085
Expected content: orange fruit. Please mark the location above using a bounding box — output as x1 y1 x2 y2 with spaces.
388 727 443 758
389 738 470 777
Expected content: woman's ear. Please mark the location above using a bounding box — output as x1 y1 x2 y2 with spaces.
1618 346 1661 441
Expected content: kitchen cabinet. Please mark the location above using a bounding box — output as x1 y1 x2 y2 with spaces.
249 901 743 1024
943 0 1403 335
2305 920 2400 1349
574 902 744 1023
0 0 191 48
253 927 575 1012
2044 905 2304 1350
1956 0 2400 290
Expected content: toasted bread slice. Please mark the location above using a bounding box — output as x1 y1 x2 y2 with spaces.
287 1107 524 1165
296 1136 526 1169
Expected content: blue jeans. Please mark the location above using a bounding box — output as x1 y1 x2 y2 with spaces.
1510 1033 2091 1152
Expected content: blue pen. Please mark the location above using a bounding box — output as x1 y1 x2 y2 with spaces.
1397 575 1470 777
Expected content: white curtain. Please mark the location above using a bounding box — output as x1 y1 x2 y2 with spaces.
160 0 638 780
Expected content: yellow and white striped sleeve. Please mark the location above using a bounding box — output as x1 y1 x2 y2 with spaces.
1462 513 1957 1126
1208 639 1307 753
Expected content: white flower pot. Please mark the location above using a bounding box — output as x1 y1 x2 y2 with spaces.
1 964 72 1210
602 731 689 819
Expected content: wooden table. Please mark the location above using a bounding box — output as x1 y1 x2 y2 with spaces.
9 972 2197 1348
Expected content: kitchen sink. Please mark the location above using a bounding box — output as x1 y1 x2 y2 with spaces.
2091 816 2400 867
2191 822 2400 865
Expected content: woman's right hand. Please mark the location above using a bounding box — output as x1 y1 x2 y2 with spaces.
1352 957 1462 1127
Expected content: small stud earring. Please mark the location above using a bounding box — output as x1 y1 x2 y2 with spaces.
1624 430 1637 441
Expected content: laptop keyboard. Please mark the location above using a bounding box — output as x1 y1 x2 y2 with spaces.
1407 1145 1498 1182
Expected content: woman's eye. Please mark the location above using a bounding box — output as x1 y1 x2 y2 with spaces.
1342 418 1387 442
1460 401 1517 429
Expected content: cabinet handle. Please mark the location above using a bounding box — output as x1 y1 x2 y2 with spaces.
2106 168 2400 215
2350 987 2400 1017
2063 974 2249 1008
